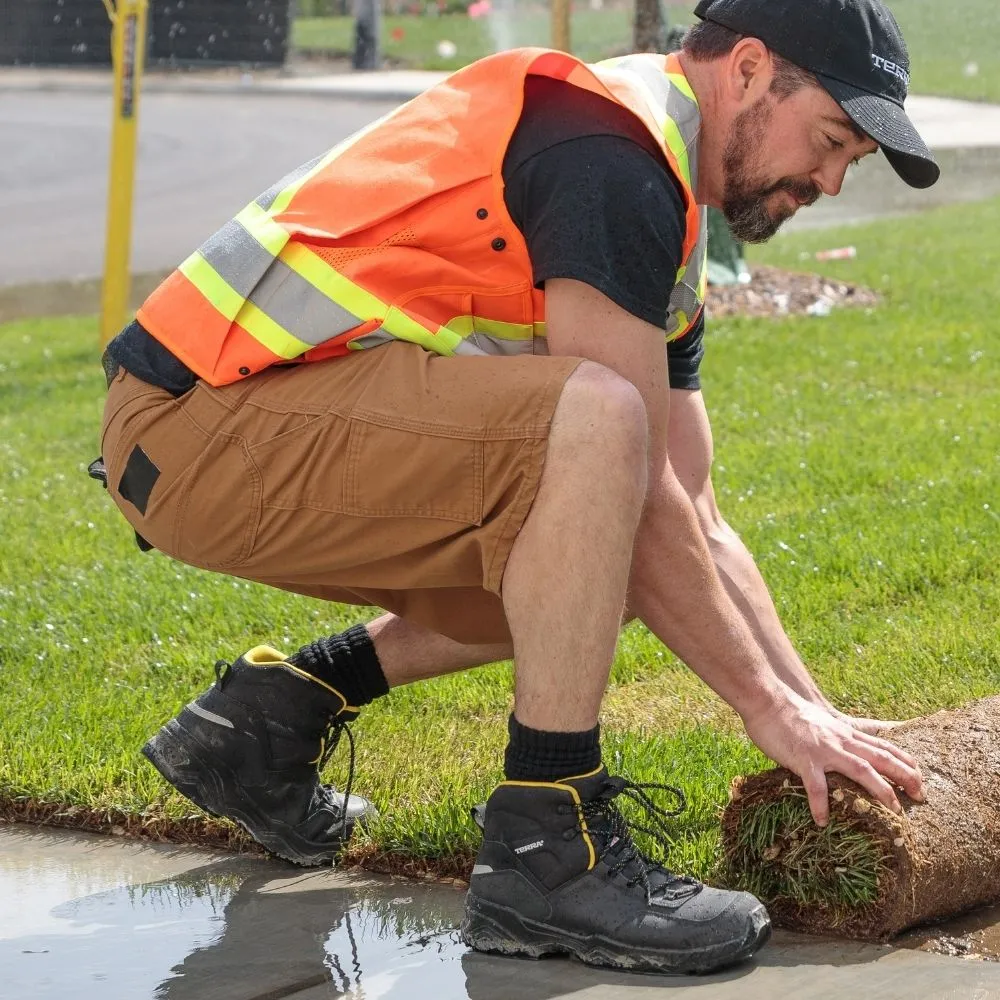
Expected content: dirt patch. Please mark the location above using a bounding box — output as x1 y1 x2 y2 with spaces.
708 265 880 320
721 696 1000 940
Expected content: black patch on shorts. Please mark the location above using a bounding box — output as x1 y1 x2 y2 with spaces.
117 444 160 516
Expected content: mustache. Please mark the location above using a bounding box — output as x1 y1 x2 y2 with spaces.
763 177 822 207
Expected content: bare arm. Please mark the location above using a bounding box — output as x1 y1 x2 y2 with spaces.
544 279 925 822
666 387 834 709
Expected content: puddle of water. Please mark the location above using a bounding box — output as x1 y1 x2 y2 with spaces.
0 829 469 1000
5 825 1000 1000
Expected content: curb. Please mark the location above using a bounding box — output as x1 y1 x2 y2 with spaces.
0 271 170 325
0 68 445 102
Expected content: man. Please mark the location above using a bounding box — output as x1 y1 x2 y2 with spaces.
97 0 937 976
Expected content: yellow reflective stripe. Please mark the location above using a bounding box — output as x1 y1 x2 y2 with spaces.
667 70 697 105
662 116 692 189
180 252 244 322
384 306 462 354
179 253 310 360
282 242 388 319
236 203 290 256
441 315 536 341
235 303 312 360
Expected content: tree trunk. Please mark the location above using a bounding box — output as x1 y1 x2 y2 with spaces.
721 695 1000 940
633 0 667 53
352 0 381 70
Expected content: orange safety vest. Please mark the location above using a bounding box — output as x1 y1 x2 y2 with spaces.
137 48 708 387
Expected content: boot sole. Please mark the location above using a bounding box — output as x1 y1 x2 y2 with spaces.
461 895 771 975
141 719 352 867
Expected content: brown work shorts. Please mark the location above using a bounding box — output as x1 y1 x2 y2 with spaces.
100 341 581 644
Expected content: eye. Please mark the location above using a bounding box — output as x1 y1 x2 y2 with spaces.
826 135 845 151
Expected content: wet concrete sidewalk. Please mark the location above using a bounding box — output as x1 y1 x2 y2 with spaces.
3 825 1000 1000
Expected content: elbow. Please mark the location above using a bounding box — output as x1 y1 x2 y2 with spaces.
702 513 740 551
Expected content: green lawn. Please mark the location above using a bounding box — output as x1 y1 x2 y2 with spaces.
292 0 1000 103
1 196 998 880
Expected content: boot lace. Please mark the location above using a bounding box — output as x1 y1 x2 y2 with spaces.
317 716 357 840
574 776 702 902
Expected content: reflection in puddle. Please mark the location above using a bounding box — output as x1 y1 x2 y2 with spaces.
0 849 470 1000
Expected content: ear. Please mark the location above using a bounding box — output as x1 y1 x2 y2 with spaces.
722 37 773 108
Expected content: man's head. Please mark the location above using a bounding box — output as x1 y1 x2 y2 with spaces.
682 0 938 242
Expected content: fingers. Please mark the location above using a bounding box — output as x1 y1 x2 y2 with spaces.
835 754 902 816
849 732 926 801
802 764 831 827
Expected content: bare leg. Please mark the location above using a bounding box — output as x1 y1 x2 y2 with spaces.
367 612 513 686
502 362 648 732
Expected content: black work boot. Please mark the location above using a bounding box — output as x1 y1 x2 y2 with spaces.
141 645 375 866
461 767 771 975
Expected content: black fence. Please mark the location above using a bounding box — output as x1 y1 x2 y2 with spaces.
0 0 291 67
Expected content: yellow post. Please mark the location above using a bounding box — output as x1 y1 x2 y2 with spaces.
99 0 149 346
551 0 571 53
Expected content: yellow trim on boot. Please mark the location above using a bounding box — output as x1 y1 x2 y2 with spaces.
498 776 599 871
241 645 358 714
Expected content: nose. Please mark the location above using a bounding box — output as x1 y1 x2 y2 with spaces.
811 159 849 198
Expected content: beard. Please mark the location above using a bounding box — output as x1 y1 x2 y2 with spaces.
721 98 821 243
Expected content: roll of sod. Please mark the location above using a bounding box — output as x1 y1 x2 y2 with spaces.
720 695 1000 940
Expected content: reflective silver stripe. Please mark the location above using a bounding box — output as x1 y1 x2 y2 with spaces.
250 259 363 347
610 55 701 187
348 329 396 351
198 218 277 299
187 702 235 729
666 208 708 339
454 332 546 357
255 153 325 211
198 219 363 346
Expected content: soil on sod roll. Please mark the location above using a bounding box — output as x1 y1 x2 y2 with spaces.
720 695 1000 940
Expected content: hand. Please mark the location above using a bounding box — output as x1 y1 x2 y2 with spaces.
741 690 926 826
829 709 907 737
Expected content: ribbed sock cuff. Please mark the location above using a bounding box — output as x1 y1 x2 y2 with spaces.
503 713 602 782
289 624 389 709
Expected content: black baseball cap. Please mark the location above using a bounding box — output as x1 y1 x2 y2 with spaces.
693 0 940 188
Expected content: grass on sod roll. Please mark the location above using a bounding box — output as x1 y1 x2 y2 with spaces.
291 0 1000 104
726 791 885 915
1 194 999 884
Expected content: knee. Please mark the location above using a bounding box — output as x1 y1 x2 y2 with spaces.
555 361 649 473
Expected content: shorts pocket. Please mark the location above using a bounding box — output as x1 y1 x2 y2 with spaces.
344 418 484 524
173 432 262 569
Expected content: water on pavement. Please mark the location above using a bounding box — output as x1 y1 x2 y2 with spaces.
4 825 1000 1000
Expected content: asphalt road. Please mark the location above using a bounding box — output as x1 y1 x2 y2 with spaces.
1 90 399 287
5 87 1000 289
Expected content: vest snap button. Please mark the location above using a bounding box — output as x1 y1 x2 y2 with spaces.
238 366 251 376
477 208 489 220
491 237 506 251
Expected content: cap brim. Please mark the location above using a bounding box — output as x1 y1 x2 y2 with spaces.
817 75 940 189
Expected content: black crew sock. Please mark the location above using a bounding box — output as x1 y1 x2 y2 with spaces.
288 624 389 709
503 713 602 782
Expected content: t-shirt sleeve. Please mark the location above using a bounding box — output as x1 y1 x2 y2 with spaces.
666 311 705 391
503 132 689 331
